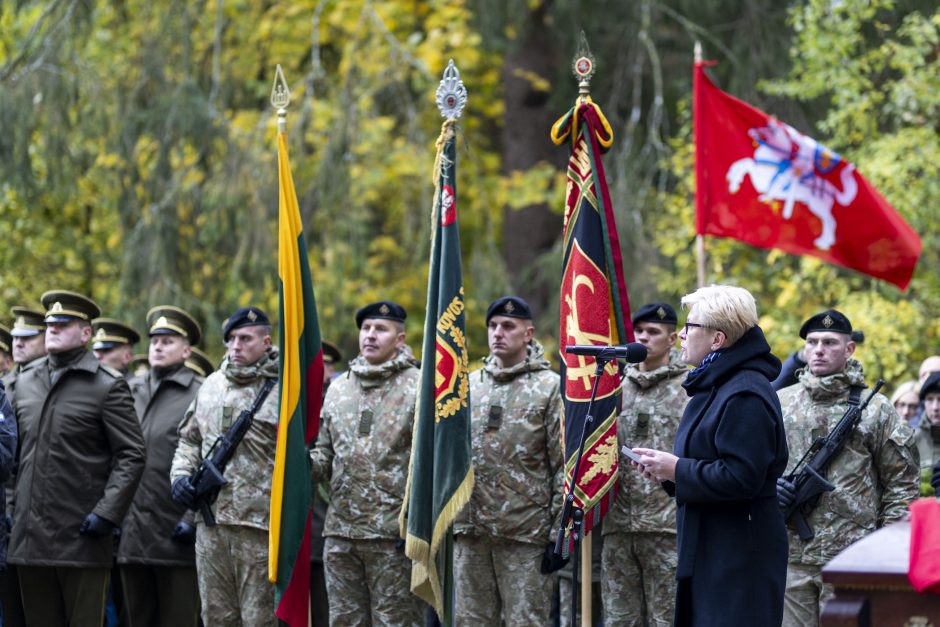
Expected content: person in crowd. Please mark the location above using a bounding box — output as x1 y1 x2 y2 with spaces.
632 285 789 627
891 380 920 426
120 306 204 626
8 290 145 625
916 372 940 496
453 296 562 626
309 302 423 626
92 318 141 377
171 306 280 626
601 302 688 627
776 309 917 627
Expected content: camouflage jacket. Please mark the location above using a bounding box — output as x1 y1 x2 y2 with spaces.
310 346 419 540
914 421 940 496
778 360 918 566
454 340 563 545
603 349 688 536
170 349 280 531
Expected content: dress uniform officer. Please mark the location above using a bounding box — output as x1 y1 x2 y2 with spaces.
119 306 204 626
92 318 141 376
8 290 145 625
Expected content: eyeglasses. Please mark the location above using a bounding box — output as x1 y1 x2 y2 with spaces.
683 321 707 332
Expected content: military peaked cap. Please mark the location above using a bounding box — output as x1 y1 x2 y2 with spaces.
355 301 407 329
222 306 271 341
632 302 678 326
91 318 141 351
129 354 151 377
0 326 10 354
322 340 342 365
799 309 853 339
147 306 202 345
10 306 45 338
41 290 101 323
185 347 216 377
485 296 533 324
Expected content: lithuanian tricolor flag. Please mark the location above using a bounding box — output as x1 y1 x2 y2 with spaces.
269 126 324 626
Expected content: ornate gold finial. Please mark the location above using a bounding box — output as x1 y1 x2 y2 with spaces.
572 31 596 101
436 59 467 121
271 64 291 132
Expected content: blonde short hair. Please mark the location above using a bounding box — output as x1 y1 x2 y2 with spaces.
891 380 919 405
681 285 758 346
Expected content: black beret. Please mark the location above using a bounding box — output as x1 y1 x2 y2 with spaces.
799 309 852 339
223 306 271 341
921 371 940 401
322 340 342 364
485 296 533 324
632 302 678 326
355 301 406 329
0 326 10 354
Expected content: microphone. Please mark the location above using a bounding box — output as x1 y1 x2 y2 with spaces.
565 343 648 363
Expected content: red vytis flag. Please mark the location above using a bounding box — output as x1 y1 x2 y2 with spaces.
694 60 921 290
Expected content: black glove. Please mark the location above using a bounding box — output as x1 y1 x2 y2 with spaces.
931 459 940 492
172 476 197 508
79 513 115 537
776 477 797 512
395 538 406 553
171 521 197 545
539 543 569 575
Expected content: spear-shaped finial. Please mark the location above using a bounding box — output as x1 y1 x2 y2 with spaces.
572 31 596 102
270 64 291 132
436 59 467 121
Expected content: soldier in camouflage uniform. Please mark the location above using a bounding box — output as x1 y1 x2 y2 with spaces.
453 296 562 627
776 310 918 627
915 372 940 495
171 306 280 627
601 302 688 627
309 301 423 627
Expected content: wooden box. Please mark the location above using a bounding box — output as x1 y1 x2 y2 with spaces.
822 521 940 627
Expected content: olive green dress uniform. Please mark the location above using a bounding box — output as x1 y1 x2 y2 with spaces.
309 345 423 627
601 348 688 627
453 339 563 627
9 291 146 626
0 306 45 627
171 341 280 627
778 359 918 627
119 306 203 627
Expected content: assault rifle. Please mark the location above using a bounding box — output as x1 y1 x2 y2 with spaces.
185 378 276 526
782 379 884 541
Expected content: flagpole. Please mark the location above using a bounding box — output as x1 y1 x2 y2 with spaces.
694 41 706 288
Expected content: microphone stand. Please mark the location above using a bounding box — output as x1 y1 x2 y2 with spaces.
554 355 614 627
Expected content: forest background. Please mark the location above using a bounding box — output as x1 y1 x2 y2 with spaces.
0 0 937 389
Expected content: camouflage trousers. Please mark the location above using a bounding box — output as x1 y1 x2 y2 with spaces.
453 535 553 626
195 524 276 627
323 536 423 627
600 531 677 627
782 561 833 627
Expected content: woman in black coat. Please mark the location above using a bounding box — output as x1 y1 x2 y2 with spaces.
634 285 788 627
